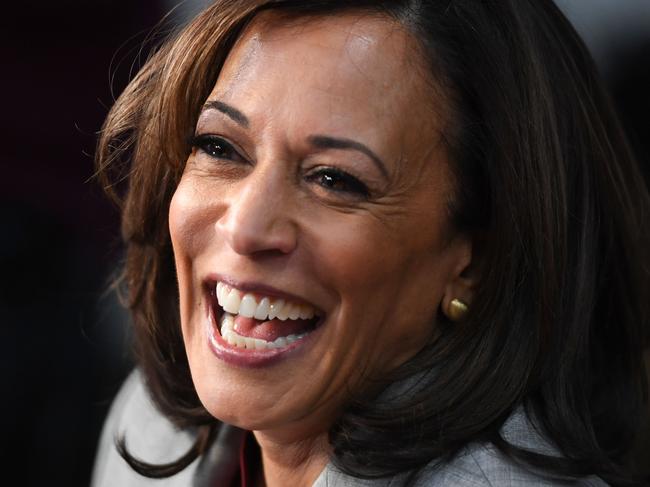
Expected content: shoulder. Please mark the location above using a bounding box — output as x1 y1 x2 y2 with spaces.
315 409 609 487
91 369 199 486
416 443 607 487
416 409 608 486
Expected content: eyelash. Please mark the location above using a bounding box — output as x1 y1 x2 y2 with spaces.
304 167 369 198
190 134 246 163
190 134 370 198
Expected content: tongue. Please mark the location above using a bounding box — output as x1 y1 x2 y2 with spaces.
233 315 314 342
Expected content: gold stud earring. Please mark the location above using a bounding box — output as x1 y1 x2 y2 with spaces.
447 298 469 322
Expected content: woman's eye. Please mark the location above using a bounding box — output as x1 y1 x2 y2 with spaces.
191 134 246 163
307 168 369 198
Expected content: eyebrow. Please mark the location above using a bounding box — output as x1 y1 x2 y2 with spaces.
201 100 250 128
200 100 389 179
308 135 389 179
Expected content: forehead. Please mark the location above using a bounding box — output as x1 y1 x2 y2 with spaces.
209 12 443 147
219 13 415 96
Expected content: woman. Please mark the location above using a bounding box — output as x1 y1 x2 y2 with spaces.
92 0 649 486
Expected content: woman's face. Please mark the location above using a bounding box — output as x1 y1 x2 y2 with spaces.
169 13 471 438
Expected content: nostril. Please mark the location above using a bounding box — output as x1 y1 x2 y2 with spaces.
216 216 298 256
214 183 299 256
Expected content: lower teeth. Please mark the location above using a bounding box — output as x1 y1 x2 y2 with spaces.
220 313 307 350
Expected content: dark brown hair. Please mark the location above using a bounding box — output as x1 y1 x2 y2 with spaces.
96 0 650 484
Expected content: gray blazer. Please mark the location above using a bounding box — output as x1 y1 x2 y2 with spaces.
91 371 608 486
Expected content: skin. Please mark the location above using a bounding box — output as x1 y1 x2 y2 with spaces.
169 12 475 487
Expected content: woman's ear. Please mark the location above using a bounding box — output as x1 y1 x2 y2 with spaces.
441 235 478 322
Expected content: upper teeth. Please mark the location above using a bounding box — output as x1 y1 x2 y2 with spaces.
216 282 317 321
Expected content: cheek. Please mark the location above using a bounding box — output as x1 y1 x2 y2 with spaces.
308 209 442 305
168 188 195 340
308 217 435 358
168 188 188 255
307 216 394 295
169 179 219 342
169 178 214 259
307 213 442 369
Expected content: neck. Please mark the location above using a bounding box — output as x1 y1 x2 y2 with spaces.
253 430 330 487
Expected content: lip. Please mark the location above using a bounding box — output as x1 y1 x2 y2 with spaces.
202 277 325 368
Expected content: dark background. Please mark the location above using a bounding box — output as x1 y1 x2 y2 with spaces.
1 1 648 485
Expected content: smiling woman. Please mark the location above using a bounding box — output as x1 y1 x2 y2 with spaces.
92 1 649 486
170 14 466 444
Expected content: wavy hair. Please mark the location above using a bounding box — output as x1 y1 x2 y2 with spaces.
96 0 650 484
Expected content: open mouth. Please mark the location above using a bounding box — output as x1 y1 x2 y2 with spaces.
206 280 324 351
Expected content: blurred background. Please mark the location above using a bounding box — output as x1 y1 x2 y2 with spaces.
1 1 648 485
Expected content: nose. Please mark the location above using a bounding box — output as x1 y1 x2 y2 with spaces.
216 166 298 256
